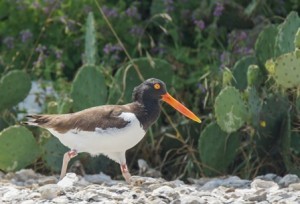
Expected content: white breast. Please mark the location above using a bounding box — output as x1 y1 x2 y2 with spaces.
47 112 146 155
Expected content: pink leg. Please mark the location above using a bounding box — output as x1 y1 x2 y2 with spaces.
60 150 78 180
120 163 131 183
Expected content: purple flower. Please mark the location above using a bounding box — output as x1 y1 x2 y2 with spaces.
20 30 33 43
194 20 205 30
55 50 63 59
103 43 123 55
125 6 141 19
3 37 14 49
102 6 118 18
197 83 206 93
164 0 174 13
35 44 47 53
213 2 224 17
130 26 144 36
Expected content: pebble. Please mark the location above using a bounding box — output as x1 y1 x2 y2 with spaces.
1 169 300 203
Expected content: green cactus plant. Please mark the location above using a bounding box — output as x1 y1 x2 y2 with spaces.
246 87 262 127
294 28 300 49
247 64 263 88
58 98 73 114
108 58 173 104
265 51 300 88
199 122 240 176
254 25 278 65
41 136 69 172
83 12 97 66
232 56 257 91
255 94 289 153
0 70 31 112
275 11 300 57
215 86 248 133
71 65 107 111
0 126 40 171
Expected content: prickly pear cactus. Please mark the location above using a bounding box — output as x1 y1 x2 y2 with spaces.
41 136 69 172
58 98 73 114
0 70 31 112
83 12 97 65
280 111 292 172
297 97 300 113
199 122 240 176
255 94 289 153
247 64 263 87
215 86 248 133
0 126 40 171
265 51 300 88
232 56 257 91
222 67 234 87
275 11 300 57
246 87 262 127
255 25 278 65
71 65 107 111
47 101 58 114
294 28 300 49
108 58 173 104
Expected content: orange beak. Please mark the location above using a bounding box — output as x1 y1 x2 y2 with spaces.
161 93 201 123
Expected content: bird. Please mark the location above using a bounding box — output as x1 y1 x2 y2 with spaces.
24 78 201 183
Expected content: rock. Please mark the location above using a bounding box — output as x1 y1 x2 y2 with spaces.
21 200 36 204
138 159 161 178
0 171 4 179
84 172 116 185
279 174 300 187
15 169 39 181
152 185 180 201
289 183 300 190
57 173 79 188
255 173 282 183
176 195 206 204
243 189 267 202
251 179 279 191
2 187 21 201
38 184 63 200
200 176 250 190
38 176 58 185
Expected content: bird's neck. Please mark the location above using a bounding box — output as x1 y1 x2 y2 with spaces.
132 98 161 130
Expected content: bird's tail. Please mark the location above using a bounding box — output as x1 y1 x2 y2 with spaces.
23 115 49 126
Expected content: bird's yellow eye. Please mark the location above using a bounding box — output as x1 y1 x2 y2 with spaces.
154 83 161 90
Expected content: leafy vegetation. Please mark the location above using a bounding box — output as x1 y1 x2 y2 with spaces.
0 0 299 180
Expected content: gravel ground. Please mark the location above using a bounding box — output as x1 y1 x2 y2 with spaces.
1 169 300 204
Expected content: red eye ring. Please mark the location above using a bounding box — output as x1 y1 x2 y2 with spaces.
154 83 161 90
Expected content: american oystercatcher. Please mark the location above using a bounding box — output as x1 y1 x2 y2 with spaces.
24 78 201 182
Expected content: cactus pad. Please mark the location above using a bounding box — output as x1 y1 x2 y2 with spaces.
247 64 262 87
41 136 69 172
232 56 257 91
108 58 173 103
247 87 262 127
295 28 300 49
199 122 240 176
255 25 278 65
83 12 97 65
0 70 31 112
215 86 248 133
71 65 107 111
266 51 300 88
0 126 40 171
275 11 300 57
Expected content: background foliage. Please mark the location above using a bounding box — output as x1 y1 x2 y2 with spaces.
0 0 299 181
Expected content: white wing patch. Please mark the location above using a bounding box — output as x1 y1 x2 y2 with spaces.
47 112 146 157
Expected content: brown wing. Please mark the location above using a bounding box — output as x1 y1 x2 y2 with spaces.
25 104 136 134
